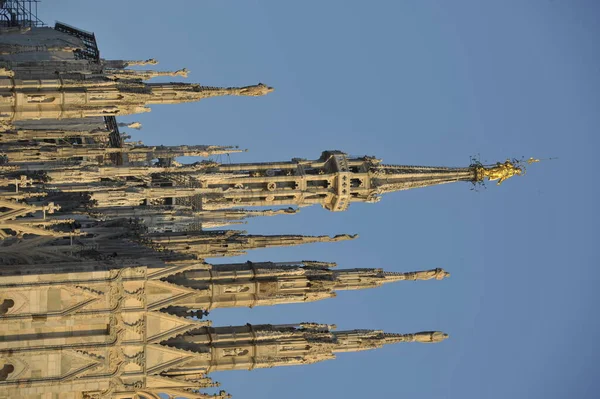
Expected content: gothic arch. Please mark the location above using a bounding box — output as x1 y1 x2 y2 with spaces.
0 357 29 381
0 291 28 315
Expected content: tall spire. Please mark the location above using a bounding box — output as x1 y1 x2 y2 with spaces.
145 231 357 258
199 151 532 211
1 143 242 164
162 263 450 312
161 323 448 375
0 77 273 122
372 158 531 193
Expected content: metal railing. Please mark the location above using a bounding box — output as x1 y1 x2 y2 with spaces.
54 21 100 60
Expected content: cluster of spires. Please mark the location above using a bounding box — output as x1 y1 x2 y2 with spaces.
0 14 536 399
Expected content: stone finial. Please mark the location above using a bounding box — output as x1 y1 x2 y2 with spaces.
117 121 142 130
175 68 189 78
330 234 358 242
410 331 449 343
236 83 274 96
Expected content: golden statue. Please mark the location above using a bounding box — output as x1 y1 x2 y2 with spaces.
477 159 523 185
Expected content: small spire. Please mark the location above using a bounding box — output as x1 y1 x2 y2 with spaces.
237 83 274 96
145 231 358 258
104 67 190 81
368 156 539 197
332 267 450 291
381 268 450 282
143 82 274 105
332 329 449 352
126 58 158 66
382 331 449 344
100 58 159 69
117 121 142 130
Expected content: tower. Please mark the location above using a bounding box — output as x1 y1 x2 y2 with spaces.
196 151 528 211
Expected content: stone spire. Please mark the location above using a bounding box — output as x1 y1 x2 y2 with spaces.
332 329 449 352
1 143 242 164
161 323 448 375
331 267 450 290
0 77 273 122
101 58 159 68
370 158 529 193
103 67 189 81
163 262 449 312
80 207 298 233
192 207 299 229
145 231 357 258
197 151 532 211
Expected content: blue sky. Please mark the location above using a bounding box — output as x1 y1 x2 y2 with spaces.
42 1 599 398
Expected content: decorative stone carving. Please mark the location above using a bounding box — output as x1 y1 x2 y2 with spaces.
222 348 249 357
123 318 145 335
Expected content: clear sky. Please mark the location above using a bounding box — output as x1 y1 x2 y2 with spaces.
41 1 599 398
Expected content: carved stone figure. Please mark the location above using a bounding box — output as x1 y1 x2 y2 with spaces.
477 160 523 185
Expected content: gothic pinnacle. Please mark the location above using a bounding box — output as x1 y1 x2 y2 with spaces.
384 331 450 344
379 268 451 283
145 231 358 258
0 77 274 121
331 329 449 352
160 323 448 373
101 58 159 67
161 263 448 313
331 267 450 291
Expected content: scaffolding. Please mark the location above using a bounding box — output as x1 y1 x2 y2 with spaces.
54 21 100 61
0 0 45 28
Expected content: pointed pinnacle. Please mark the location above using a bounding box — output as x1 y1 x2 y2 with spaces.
381 268 450 282
383 331 449 344
330 234 358 241
238 83 274 96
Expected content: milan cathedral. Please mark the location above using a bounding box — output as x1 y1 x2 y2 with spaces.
0 3 534 399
